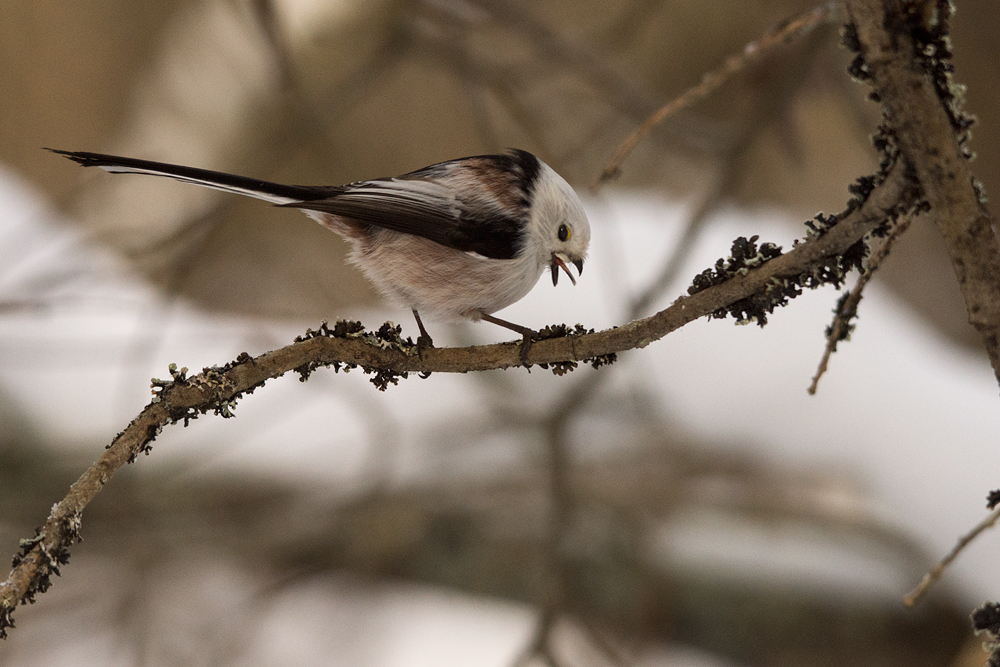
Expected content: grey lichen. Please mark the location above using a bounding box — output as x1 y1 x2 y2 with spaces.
292 320 422 390
533 324 617 375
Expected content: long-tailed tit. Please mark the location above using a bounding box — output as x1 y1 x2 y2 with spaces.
49 148 590 360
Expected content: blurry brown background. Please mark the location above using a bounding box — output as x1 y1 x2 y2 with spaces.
1 2 999 666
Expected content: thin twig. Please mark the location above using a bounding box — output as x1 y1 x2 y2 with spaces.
578 616 633 667
904 507 1000 607
465 0 659 119
248 0 294 88
592 1 837 188
511 609 559 667
808 214 913 394
625 41 819 319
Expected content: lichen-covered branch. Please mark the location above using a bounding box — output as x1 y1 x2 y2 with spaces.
845 0 1000 388
808 212 914 394
0 161 916 637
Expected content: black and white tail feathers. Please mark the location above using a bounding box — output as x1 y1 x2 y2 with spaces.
48 148 526 259
46 149 332 205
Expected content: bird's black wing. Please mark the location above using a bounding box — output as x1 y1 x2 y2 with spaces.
288 178 526 260
50 149 527 259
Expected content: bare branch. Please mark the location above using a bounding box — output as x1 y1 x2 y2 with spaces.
0 161 915 635
904 507 1000 608
593 1 837 188
808 213 913 394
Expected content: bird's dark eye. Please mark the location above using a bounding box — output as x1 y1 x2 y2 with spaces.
558 224 570 242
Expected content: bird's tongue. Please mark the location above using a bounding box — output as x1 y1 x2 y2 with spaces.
550 254 576 287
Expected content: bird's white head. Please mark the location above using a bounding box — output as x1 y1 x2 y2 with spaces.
526 162 591 287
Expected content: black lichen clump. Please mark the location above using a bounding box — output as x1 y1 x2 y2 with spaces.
293 319 421 390
292 320 364 382
900 0 976 158
2 510 82 640
687 235 790 326
841 22 861 53
974 602 1000 635
804 211 840 236
987 489 1000 510
689 235 783 293
826 291 859 343
534 323 617 375
847 175 877 210
687 231 873 328
972 601 1000 667
844 1 975 163
366 322 416 390
294 319 366 342
842 22 871 85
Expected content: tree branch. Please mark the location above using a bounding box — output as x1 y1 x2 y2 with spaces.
845 0 1000 388
904 506 1000 608
808 211 914 394
0 161 915 636
592 1 837 187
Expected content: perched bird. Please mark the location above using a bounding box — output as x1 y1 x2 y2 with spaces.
49 148 590 360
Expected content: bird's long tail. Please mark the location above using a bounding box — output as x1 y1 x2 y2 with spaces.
47 149 328 204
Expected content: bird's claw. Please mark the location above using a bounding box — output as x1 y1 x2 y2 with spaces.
518 331 537 367
416 334 435 360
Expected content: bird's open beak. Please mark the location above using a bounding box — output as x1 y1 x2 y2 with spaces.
550 252 583 287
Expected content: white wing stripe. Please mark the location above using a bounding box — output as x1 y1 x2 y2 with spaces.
98 165 300 204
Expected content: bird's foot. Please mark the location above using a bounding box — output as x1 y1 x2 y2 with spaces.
479 312 537 368
411 310 435 361
518 331 537 366
416 333 435 360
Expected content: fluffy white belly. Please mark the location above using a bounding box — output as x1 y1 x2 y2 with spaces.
311 213 544 322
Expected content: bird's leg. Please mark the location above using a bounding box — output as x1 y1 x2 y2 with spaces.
412 309 434 358
480 313 537 365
